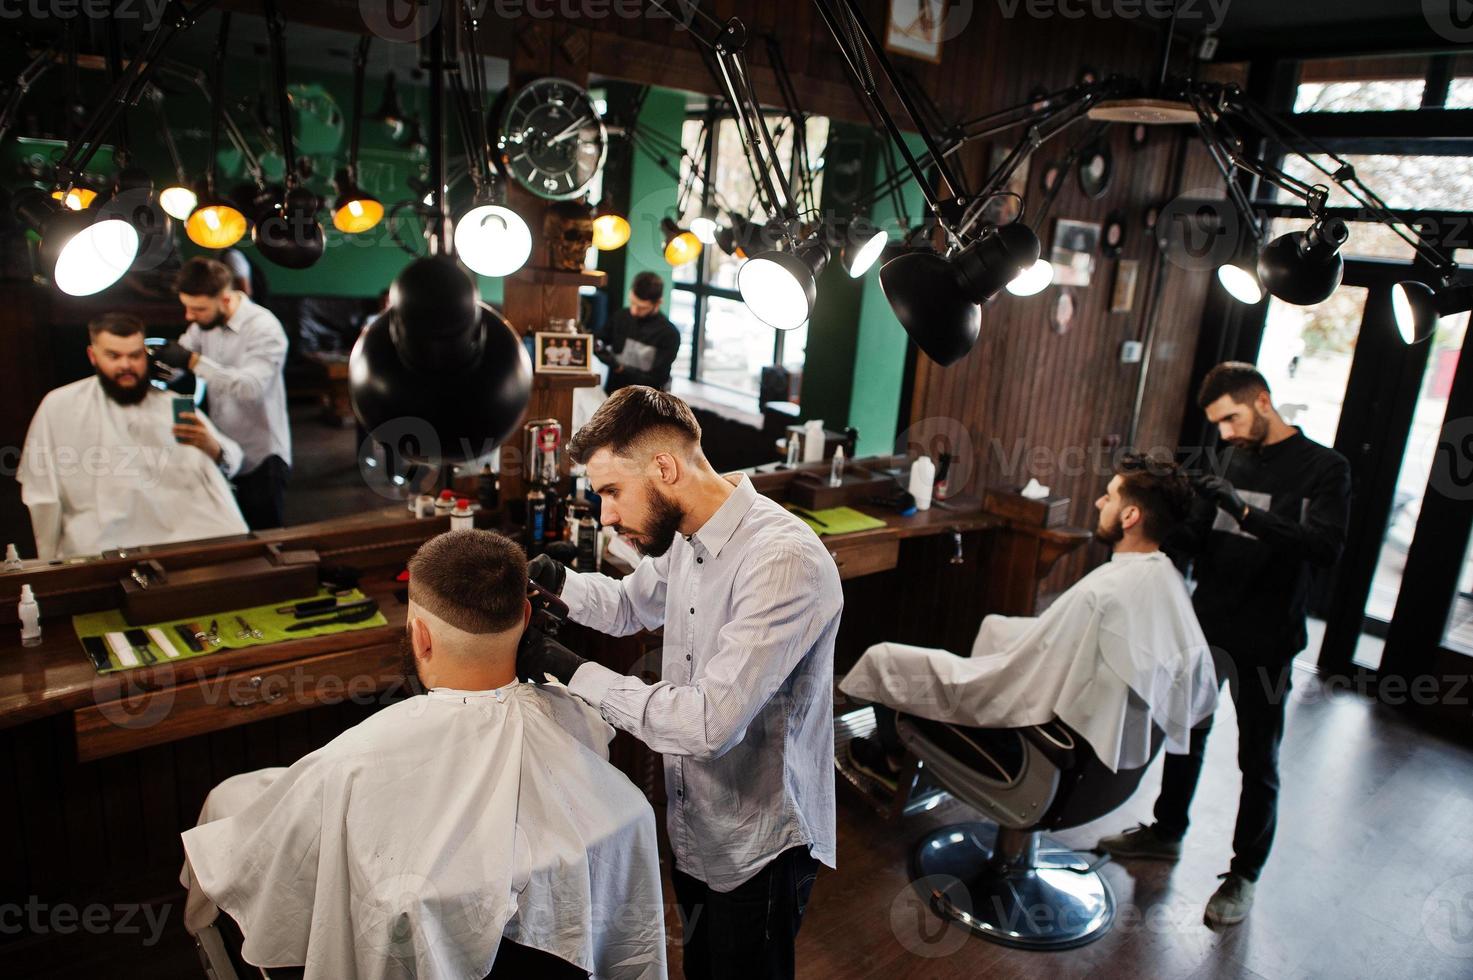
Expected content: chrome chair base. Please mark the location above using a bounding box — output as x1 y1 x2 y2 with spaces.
910 821 1114 950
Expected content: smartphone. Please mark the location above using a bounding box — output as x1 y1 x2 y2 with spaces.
172 396 195 425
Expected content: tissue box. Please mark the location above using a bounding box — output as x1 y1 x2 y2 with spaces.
983 487 1071 528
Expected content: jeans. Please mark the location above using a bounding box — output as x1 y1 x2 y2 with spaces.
671 845 820 980
1153 655 1294 881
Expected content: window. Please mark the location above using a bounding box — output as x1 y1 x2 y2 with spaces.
667 99 829 399
1294 56 1428 112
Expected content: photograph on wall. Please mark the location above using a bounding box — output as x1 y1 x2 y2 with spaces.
1050 218 1101 288
1111 259 1140 313
885 0 947 63
534 332 593 373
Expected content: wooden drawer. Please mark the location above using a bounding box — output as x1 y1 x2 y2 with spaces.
826 533 900 580
74 643 403 762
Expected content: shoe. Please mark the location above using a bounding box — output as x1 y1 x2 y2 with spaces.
845 736 901 791
1205 873 1255 926
1095 823 1183 861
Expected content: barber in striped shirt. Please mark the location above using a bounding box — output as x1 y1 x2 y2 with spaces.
516 386 843 980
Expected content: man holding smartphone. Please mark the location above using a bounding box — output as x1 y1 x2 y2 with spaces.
18 313 247 559
516 386 843 980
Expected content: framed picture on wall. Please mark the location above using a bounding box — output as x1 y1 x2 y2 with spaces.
534 332 593 373
1050 219 1101 288
885 0 947 63
1111 260 1140 313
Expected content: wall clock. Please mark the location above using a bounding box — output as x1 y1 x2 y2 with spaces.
495 77 607 201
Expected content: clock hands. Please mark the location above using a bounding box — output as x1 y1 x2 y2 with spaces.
545 114 593 146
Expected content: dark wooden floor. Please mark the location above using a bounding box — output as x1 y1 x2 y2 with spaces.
781 663 1473 980
15 664 1473 979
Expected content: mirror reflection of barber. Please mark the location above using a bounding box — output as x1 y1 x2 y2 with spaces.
594 272 680 394
149 257 292 530
18 314 248 560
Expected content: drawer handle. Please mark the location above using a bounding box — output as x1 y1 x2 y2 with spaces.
230 675 286 708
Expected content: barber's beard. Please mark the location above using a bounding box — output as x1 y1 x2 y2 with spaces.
1228 410 1271 451
97 368 149 406
618 489 684 558
398 632 426 696
1093 513 1124 546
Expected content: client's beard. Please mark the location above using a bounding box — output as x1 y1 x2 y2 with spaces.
97 368 149 406
398 632 426 696
1093 513 1124 546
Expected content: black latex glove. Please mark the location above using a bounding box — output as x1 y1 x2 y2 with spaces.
516 626 587 685
528 553 567 596
594 344 619 368
149 340 193 370
1194 474 1248 520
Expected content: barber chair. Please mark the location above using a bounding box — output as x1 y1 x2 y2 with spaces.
895 707 1165 950
193 909 590 980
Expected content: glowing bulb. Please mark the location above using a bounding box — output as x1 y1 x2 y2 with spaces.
454 204 532 277
592 213 630 250
738 254 812 330
663 231 702 267
690 215 718 244
846 229 888 278
1218 263 1264 304
1006 258 1054 297
53 218 139 296
186 202 247 248
159 185 198 221
51 188 97 211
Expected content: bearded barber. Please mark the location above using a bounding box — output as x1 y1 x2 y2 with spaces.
150 256 292 530
517 386 842 980
1098 361 1350 927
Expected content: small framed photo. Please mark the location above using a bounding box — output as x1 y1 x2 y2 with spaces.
534 332 593 373
1050 218 1101 288
885 0 946 63
1111 259 1140 313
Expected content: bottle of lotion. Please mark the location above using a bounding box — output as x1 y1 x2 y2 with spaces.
18 584 41 648
909 455 936 512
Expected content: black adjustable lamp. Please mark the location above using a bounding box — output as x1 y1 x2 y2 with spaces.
251 0 324 269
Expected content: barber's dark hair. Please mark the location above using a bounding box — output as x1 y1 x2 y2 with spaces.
631 270 664 303
1113 451 1193 543
87 312 145 341
407 530 527 634
567 385 701 464
174 256 235 297
1197 361 1270 410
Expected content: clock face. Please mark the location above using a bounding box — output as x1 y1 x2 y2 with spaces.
496 77 607 201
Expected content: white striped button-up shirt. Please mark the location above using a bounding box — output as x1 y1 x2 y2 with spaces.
565 474 843 891
181 295 292 473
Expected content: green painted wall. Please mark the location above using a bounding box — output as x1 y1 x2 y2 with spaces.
612 87 685 303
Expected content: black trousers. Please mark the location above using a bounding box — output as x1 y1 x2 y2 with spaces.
671 845 820 980
1153 655 1294 881
233 455 289 530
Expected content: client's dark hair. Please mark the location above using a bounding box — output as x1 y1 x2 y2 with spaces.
88 312 145 340
1114 452 1193 543
567 385 702 464
407 530 527 634
631 270 664 302
1197 361 1270 410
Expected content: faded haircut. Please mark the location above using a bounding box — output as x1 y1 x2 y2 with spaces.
88 312 145 341
407 530 527 634
566 385 702 464
1197 361 1270 410
1114 452 1194 543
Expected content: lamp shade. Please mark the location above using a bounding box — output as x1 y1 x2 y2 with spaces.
661 217 702 267
14 189 139 297
349 257 532 464
186 194 248 249
842 217 888 278
1394 279 1473 345
738 238 830 330
1006 257 1054 296
1217 260 1265 304
592 211 630 250
455 204 532 277
879 222 1040 366
1257 218 1347 306
253 185 325 268
690 206 721 245
332 171 384 233
52 187 97 211
160 184 199 221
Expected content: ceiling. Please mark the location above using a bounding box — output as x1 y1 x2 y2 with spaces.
1205 0 1459 60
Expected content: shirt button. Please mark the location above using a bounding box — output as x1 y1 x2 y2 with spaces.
696 557 703 564
689 607 695 615
685 653 692 661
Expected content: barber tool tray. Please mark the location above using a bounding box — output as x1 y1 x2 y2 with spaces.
787 468 891 510
119 543 320 625
983 487 1071 528
73 588 388 674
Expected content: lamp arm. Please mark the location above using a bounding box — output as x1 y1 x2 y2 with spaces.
1189 94 1266 245
763 33 816 213
712 24 800 230
156 62 265 186
348 35 370 185
262 0 299 191
0 42 57 147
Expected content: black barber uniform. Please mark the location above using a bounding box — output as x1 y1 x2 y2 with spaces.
1157 427 1351 881
596 308 680 394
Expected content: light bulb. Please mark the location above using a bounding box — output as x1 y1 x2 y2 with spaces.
186 201 247 249
1218 263 1264 304
690 214 718 244
53 218 139 296
1006 258 1054 296
454 204 532 277
664 231 702 267
159 185 198 221
52 188 97 210
592 213 630 250
846 229 888 278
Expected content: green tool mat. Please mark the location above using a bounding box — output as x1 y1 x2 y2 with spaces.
72 589 389 674
785 505 888 536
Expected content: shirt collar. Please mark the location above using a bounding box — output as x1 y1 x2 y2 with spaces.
221 292 252 332
427 679 520 703
1110 550 1163 563
689 473 757 560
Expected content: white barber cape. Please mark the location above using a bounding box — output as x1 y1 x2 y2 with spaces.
180 682 666 980
840 551 1218 772
18 377 247 559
